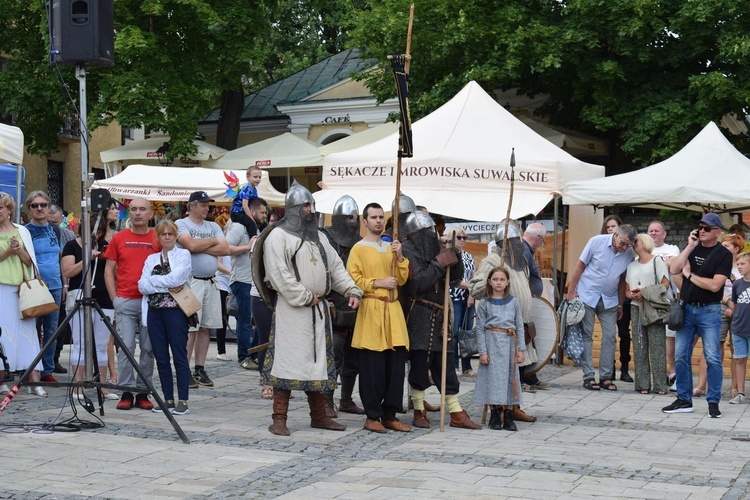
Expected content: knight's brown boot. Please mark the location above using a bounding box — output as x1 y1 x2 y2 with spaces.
338 375 365 414
323 389 338 418
307 391 346 431
412 409 430 428
268 389 291 436
449 410 482 429
512 405 537 422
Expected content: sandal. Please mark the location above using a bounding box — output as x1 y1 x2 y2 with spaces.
693 388 706 398
261 386 273 399
656 391 667 395
583 378 600 391
600 380 618 391
639 389 650 395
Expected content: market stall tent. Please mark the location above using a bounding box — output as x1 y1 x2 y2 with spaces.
203 133 323 171
93 164 285 206
563 121 750 213
0 123 24 165
100 136 228 172
314 81 604 220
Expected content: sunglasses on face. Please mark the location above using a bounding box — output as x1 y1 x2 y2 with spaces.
456 236 467 240
30 202 49 209
698 225 715 232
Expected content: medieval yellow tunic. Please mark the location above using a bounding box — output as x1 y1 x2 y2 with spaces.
347 240 410 351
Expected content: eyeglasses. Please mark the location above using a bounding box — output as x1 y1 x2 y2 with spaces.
456 236 467 240
30 202 49 209
615 234 633 248
698 225 716 232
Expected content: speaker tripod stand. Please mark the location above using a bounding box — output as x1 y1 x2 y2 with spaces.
12 293 189 443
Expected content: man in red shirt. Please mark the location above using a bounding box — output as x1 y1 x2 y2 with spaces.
104 198 158 410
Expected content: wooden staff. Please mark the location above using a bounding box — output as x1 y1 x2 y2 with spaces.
439 234 455 431
390 3 415 254
499 148 516 264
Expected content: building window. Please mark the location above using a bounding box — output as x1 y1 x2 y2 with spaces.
47 160 64 208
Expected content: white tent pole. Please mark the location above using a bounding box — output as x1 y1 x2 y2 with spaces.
15 164 22 223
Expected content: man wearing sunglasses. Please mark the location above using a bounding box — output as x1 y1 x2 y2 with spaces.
567 224 637 392
664 213 732 418
24 191 63 383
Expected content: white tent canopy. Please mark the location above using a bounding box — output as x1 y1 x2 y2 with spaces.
0 123 24 165
93 164 285 206
100 137 228 169
314 81 604 219
563 122 750 213
204 133 323 171
318 122 399 155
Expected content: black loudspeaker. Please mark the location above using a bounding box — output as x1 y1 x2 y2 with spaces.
50 0 114 67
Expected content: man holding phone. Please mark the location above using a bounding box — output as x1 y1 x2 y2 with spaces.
663 213 732 417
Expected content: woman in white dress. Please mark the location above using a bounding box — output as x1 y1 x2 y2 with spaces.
0 191 46 397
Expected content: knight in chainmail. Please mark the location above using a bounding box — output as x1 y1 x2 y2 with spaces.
259 181 362 436
382 192 416 243
469 219 538 423
401 210 482 430
320 195 365 417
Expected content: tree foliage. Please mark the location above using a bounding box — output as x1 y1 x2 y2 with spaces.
0 0 358 157
348 0 750 167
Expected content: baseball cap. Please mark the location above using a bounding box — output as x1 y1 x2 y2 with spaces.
189 191 214 203
699 213 721 228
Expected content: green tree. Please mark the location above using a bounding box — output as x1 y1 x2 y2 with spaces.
348 0 750 168
0 0 361 157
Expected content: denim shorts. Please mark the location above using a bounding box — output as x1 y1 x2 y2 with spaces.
732 333 750 358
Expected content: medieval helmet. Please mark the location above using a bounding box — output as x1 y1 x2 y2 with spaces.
405 210 435 236
495 219 521 242
332 195 359 217
391 192 416 215
285 180 316 213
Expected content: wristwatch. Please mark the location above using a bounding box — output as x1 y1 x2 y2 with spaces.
689 272 695 281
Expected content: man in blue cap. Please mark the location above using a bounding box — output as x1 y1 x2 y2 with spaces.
663 213 732 418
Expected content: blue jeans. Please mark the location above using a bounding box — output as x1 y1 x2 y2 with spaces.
147 307 191 402
230 282 253 362
38 287 62 377
251 296 273 371
675 303 722 403
452 299 474 372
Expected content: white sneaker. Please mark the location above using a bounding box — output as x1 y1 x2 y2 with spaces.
729 393 746 404
0 384 10 395
216 353 231 362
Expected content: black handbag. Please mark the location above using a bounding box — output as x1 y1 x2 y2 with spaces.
667 299 684 330
457 312 478 357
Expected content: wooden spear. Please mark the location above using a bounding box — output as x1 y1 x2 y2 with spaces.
439 232 456 431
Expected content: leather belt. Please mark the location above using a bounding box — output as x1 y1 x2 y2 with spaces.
486 327 515 335
685 301 720 307
415 298 444 310
193 276 214 281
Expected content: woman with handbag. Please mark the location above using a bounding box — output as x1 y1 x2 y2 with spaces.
625 234 671 394
0 192 46 397
61 216 119 401
138 220 193 415
445 226 476 377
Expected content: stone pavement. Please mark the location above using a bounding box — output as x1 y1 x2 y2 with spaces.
1 343 750 499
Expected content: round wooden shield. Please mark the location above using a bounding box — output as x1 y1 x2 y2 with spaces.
524 296 560 375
